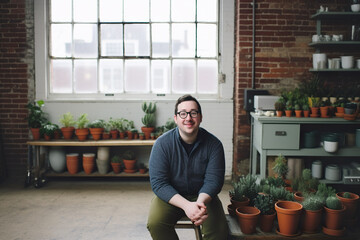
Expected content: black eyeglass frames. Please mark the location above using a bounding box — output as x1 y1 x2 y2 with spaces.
177 110 199 119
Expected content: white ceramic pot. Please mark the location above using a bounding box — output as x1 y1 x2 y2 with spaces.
311 160 323 179
325 164 341 181
96 158 109 174
341 56 354 69
313 53 327 69
351 4 360 12
97 147 110 161
356 59 360 69
49 147 66 173
324 140 338 153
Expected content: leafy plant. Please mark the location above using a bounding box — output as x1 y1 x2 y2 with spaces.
111 155 121 163
76 113 89 129
40 122 59 137
123 119 135 131
254 194 275 215
122 150 135 160
87 119 105 128
229 182 247 202
294 104 301 110
237 174 259 205
141 102 156 127
164 118 177 132
325 196 342 210
272 154 288 179
275 100 285 111
302 195 324 211
59 112 75 128
26 100 47 128
302 103 309 111
310 97 321 108
269 186 293 201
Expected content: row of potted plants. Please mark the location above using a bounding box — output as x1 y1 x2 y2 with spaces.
228 154 359 236
26 101 177 141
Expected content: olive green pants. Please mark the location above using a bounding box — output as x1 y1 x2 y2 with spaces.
147 195 228 240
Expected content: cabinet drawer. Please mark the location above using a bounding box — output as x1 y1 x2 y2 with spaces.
262 124 300 149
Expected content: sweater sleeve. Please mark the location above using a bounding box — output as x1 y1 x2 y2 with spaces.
149 137 179 202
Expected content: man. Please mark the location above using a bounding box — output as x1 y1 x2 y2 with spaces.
147 95 228 240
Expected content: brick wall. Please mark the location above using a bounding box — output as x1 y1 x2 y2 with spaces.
0 0 33 178
233 0 357 177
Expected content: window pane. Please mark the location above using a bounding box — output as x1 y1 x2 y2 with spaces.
124 24 150 56
100 0 123 22
100 59 123 93
124 60 150 93
172 60 196 93
51 24 72 57
171 0 195 22
197 24 217 57
124 0 149 22
51 0 71 22
197 0 217 22
51 60 73 93
152 24 169 58
151 60 170 93
74 24 98 58
151 0 170 22
172 24 195 57
74 0 97 22
198 60 218 94
74 60 98 93
101 24 123 56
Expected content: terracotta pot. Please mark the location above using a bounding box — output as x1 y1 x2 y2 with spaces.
230 196 250 209
276 111 283 117
141 127 155 140
285 110 292 117
320 106 329 118
110 130 118 139
133 133 139 139
139 168 147 174
30 128 40 140
302 208 323 233
82 153 95 174
102 132 110 139
111 162 122 174
275 201 303 236
75 128 89 141
323 205 346 230
236 206 260 234
127 131 133 140
61 127 75 140
311 107 319 116
89 128 103 140
285 186 293 193
259 212 276 232
139 135 145 140
336 107 345 114
119 132 125 139
123 159 136 170
303 110 310 117
44 134 51 141
227 204 236 217
66 153 79 174
336 192 359 220
295 110 302 118
294 192 304 202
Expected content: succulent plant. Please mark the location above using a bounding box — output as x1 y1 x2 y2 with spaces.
315 183 336 199
325 196 342 210
141 102 156 128
122 150 135 160
254 194 275 215
302 169 312 181
238 174 259 205
272 154 288 179
343 192 352 199
229 182 247 202
269 186 293 201
111 155 121 163
302 195 324 211
275 100 285 111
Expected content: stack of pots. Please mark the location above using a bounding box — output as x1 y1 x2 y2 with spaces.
96 147 110 174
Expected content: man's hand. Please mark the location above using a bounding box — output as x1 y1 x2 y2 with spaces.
183 201 208 226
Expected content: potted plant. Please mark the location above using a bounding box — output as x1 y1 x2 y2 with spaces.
301 195 324 233
229 182 250 209
75 113 89 141
254 194 276 232
123 119 135 140
285 100 293 117
102 121 111 139
141 102 156 139
336 192 359 227
138 163 147 174
131 129 139 139
110 155 122 174
310 97 320 117
87 119 105 140
320 100 330 118
344 102 357 115
274 99 285 117
269 186 294 202
272 154 288 181
302 103 310 117
26 100 47 140
109 117 121 139
323 196 346 236
294 104 302 118
59 112 76 140
122 150 136 173
40 122 58 140
139 132 145 140
275 200 303 236
163 118 177 132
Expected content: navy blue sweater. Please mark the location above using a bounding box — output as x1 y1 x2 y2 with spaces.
149 127 225 202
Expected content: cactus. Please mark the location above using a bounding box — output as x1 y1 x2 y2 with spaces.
141 102 156 127
302 168 312 181
325 196 342 210
343 192 352 199
254 194 275 215
272 154 288 179
302 195 324 211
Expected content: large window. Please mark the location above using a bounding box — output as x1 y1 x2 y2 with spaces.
47 0 219 99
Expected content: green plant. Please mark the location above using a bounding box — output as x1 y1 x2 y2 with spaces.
254 194 275 215
122 150 135 160
229 182 247 202
275 100 285 111
302 195 324 211
299 74 323 98
272 154 288 179
87 119 105 128
76 113 89 129
123 119 135 131
111 155 121 163
343 192 352 199
237 174 259 205
59 112 76 128
269 186 293 201
310 97 321 108
40 122 59 137
302 103 309 111
141 102 156 127
325 196 342 210
164 118 177 132
315 183 336 199
285 100 294 110
103 121 111 133
26 100 47 128
302 169 312 181
294 104 301 110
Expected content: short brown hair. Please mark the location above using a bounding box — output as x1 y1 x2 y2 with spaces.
174 95 202 115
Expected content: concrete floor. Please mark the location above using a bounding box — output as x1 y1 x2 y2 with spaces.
0 178 232 240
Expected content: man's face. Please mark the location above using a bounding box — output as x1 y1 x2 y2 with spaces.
174 100 202 137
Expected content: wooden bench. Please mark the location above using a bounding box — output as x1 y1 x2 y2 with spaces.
175 217 203 240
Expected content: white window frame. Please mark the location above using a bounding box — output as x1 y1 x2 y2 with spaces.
34 0 234 102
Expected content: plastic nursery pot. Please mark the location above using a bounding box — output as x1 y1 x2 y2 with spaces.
259 212 276 232
275 201 303 236
236 206 260 234
336 192 359 220
302 208 323 234
323 205 346 230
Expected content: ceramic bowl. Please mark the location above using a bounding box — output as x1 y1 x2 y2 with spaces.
324 141 338 153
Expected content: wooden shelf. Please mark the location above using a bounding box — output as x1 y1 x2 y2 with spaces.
45 170 149 178
27 139 156 146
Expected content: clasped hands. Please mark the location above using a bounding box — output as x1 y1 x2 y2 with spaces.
184 201 208 226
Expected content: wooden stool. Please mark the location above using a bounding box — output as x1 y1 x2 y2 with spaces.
175 217 203 240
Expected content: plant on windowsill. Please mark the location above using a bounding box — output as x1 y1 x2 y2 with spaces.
26 100 48 140
59 112 76 140
75 113 89 141
109 117 120 139
123 119 135 140
141 102 156 139
87 119 105 140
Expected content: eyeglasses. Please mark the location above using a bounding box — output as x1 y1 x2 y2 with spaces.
177 110 199 119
